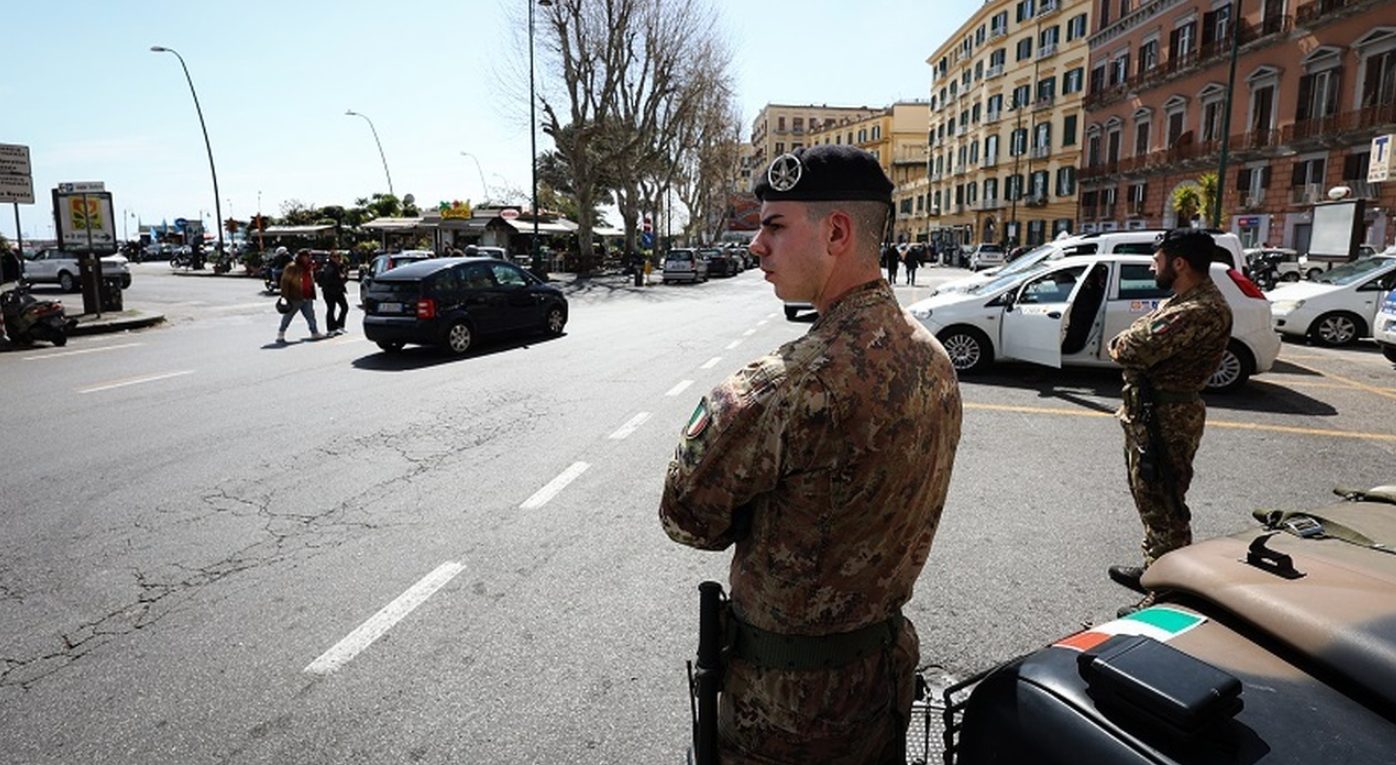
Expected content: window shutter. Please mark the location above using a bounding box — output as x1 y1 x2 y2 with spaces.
1290 160 1305 187
1260 166 1271 188
1295 74 1313 122
1236 168 1251 192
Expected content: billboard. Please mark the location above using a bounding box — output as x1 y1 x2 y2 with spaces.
1306 199 1366 262
53 189 118 253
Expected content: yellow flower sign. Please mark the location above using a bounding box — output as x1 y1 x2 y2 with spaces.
438 200 473 220
68 196 103 231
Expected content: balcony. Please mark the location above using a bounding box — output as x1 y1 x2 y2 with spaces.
1038 0 1060 16
952 163 968 176
1229 129 1281 153
1033 95 1055 112
1290 184 1323 204
1024 193 1048 207
986 64 1004 79
1347 180 1380 199
1037 43 1058 60
985 108 1002 123
983 153 999 168
894 146 930 165
979 198 1005 210
1296 0 1361 26
989 26 1007 40
1030 145 1051 159
1282 103 1396 146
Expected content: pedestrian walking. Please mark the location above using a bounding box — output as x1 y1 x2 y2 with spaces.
1106 229 1232 616
276 249 325 343
318 250 350 335
904 244 922 285
883 243 900 284
660 145 963 764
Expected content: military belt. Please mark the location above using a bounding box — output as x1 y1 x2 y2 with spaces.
730 611 903 671
1150 389 1200 405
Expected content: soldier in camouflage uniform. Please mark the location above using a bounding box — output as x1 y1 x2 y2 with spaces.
660 145 962 764
1107 228 1233 616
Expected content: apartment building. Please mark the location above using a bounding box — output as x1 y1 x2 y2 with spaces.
749 104 882 176
807 101 933 242
1078 0 1395 250
927 0 1093 249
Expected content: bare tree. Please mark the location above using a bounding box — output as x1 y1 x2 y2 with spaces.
673 83 743 244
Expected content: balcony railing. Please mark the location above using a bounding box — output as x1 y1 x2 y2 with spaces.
989 26 1007 39
1024 193 1048 207
1034 95 1056 111
1296 0 1359 26
986 64 1004 79
1346 180 1380 199
985 108 1002 123
1030 145 1051 159
1037 43 1058 59
952 163 967 176
983 153 999 168
1038 0 1060 16
894 146 930 165
1291 184 1323 204
980 198 1005 210
1228 129 1281 152
1282 103 1396 145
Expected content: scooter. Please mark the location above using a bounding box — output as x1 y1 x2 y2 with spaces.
1 282 76 347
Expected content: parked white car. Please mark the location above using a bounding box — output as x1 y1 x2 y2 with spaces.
23 249 131 292
968 244 1006 272
1268 255 1396 346
1374 288 1396 363
908 254 1280 392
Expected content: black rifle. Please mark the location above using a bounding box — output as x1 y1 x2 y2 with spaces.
688 581 725 765
1135 379 1167 483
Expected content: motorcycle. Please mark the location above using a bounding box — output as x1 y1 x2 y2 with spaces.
1245 250 1285 292
1 282 76 347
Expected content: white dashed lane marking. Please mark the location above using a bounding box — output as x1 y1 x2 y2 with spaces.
666 380 695 397
725 340 742 350
608 412 652 440
520 461 591 509
77 370 195 393
304 561 465 675
742 329 756 336
24 342 144 360
700 357 722 369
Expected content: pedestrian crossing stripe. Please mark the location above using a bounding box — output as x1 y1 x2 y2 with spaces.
1052 606 1206 652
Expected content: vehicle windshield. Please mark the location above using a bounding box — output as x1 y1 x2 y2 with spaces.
1312 256 1396 285
997 244 1059 277
969 264 1050 295
666 254 693 264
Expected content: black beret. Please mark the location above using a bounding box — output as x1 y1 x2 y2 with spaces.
1156 228 1228 263
753 145 894 204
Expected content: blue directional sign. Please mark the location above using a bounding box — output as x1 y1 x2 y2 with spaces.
641 231 654 248
174 217 188 230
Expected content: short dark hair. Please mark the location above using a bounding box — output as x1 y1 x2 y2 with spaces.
1157 229 1218 274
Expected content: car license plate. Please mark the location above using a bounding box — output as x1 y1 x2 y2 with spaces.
378 302 402 314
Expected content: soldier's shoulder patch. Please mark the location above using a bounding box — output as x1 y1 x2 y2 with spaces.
684 398 712 439
1150 315 1175 334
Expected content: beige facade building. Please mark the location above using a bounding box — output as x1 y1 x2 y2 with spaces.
748 103 882 176
927 0 1093 248
807 102 934 243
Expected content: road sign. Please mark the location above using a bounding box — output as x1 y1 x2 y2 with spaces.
1369 135 1393 184
0 143 34 204
641 231 654 248
0 173 33 204
500 208 520 220
57 181 105 193
174 217 189 230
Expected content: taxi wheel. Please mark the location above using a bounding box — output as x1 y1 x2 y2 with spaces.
938 326 992 373
1280 272 1300 282
59 272 77 292
1305 269 1324 281
1310 312 1363 347
1205 342 1253 393
445 320 474 355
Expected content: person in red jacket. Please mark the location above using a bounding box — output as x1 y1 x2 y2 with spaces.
276 249 325 343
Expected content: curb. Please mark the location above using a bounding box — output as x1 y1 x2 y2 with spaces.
69 311 166 336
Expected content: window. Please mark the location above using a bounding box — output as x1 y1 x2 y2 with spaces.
858 128 868 142
1236 165 1272 194
1343 152 1370 181
1013 84 1032 108
1017 37 1034 61
872 125 881 140
1087 132 1102 166
1066 13 1088 41
1110 53 1131 86
992 11 1009 35
1040 26 1060 49
1063 68 1084 94
1202 5 1231 49
1028 220 1048 246
1166 109 1186 144
1100 0 1111 27
1010 128 1028 156
1250 83 1276 134
1034 122 1052 149
1106 126 1122 163
1020 265 1085 303
1038 77 1057 103
1090 66 1106 95
1296 68 1341 121
988 94 1004 114
1361 48 1396 109
1118 264 1171 300
1063 114 1078 146
490 262 529 288
777 116 786 131
985 134 1000 161
968 181 979 205
1006 174 1024 200
1030 170 1049 197
1170 22 1195 60
775 142 785 154
1056 166 1077 196
984 178 999 201
1134 119 1150 155
792 117 804 133
970 141 980 163
1290 157 1326 187
990 48 1007 68
1017 0 1036 23
1201 98 1225 142
1139 40 1159 74
976 24 987 45
900 198 914 215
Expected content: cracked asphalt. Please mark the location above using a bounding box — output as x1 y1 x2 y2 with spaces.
1 263 1393 763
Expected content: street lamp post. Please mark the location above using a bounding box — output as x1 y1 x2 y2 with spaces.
530 0 554 276
151 45 225 264
1210 0 1244 227
460 151 491 203
345 110 395 198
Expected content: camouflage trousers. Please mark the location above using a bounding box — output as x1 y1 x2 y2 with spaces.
1121 402 1205 566
717 619 919 764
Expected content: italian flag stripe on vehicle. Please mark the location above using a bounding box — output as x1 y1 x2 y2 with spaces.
1053 606 1205 652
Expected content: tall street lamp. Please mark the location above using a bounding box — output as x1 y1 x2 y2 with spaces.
151 45 225 263
460 151 492 203
345 110 395 198
530 0 554 276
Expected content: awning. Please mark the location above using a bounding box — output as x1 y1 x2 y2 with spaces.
361 217 425 231
593 226 625 237
257 224 336 237
505 219 576 235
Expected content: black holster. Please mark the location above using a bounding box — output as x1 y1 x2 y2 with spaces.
1134 380 1166 483
689 581 727 765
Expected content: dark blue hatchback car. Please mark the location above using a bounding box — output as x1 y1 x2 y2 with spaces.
362 257 568 354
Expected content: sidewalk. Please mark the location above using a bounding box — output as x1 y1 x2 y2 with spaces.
69 307 166 336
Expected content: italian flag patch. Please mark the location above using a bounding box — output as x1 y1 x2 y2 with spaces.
684 399 711 439
1053 606 1205 652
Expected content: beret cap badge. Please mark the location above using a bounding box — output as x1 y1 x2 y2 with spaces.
767 153 802 192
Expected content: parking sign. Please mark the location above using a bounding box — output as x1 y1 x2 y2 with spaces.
1370 135 1394 184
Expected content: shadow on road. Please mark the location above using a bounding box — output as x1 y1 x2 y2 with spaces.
964 363 1339 417
349 333 565 371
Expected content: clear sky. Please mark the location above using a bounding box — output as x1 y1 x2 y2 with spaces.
2 0 974 243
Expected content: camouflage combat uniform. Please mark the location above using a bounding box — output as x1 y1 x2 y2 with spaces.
661 280 962 764
1108 278 1232 566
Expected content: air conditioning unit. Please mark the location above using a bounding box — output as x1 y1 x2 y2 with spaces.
1243 193 1265 209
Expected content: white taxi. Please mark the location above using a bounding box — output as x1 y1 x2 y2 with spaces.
1376 288 1396 363
907 254 1280 392
1267 255 1396 346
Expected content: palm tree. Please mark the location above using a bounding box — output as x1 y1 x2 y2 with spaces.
1171 184 1202 226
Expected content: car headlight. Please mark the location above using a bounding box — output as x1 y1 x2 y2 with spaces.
910 306 933 320
1271 299 1305 313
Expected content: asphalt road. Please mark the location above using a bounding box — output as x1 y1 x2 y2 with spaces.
2 263 1394 763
